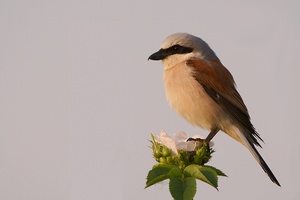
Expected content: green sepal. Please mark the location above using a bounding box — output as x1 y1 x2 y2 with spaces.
193 142 213 165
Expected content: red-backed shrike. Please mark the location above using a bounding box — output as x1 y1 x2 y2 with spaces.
148 33 280 186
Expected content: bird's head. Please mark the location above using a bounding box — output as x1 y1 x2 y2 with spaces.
148 33 219 70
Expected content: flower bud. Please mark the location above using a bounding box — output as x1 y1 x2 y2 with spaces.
166 156 174 164
154 148 162 158
162 146 171 157
193 156 203 165
159 157 167 164
178 160 186 169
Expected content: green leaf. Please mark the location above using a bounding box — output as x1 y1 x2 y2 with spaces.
183 177 196 200
204 165 227 177
184 164 219 189
201 167 218 189
169 176 196 200
169 177 183 200
168 167 182 177
145 164 176 188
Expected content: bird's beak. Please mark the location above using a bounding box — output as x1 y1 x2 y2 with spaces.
148 50 168 61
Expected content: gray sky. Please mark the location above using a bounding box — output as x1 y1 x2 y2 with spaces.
1 1 299 199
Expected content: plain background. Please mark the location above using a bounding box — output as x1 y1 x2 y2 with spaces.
1 1 299 199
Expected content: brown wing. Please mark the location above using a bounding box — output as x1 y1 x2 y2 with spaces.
187 59 263 146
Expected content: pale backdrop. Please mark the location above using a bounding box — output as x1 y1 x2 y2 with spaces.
1 1 299 200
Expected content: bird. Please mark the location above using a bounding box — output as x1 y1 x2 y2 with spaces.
148 33 280 186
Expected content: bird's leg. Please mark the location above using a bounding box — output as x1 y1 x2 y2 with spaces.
205 128 219 143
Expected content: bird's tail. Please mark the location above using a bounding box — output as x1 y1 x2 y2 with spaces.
232 126 281 186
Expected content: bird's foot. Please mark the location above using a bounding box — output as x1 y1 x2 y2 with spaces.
186 137 207 148
186 137 204 142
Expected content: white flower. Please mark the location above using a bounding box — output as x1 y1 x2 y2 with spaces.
154 131 214 155
154 131 178 155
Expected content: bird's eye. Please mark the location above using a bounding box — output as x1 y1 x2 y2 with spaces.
172 45 181 52
165 44 193 55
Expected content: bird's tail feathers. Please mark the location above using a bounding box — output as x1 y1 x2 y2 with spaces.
233 127 281 186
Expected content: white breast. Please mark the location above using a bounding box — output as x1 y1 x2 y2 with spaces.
163 62 224 130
